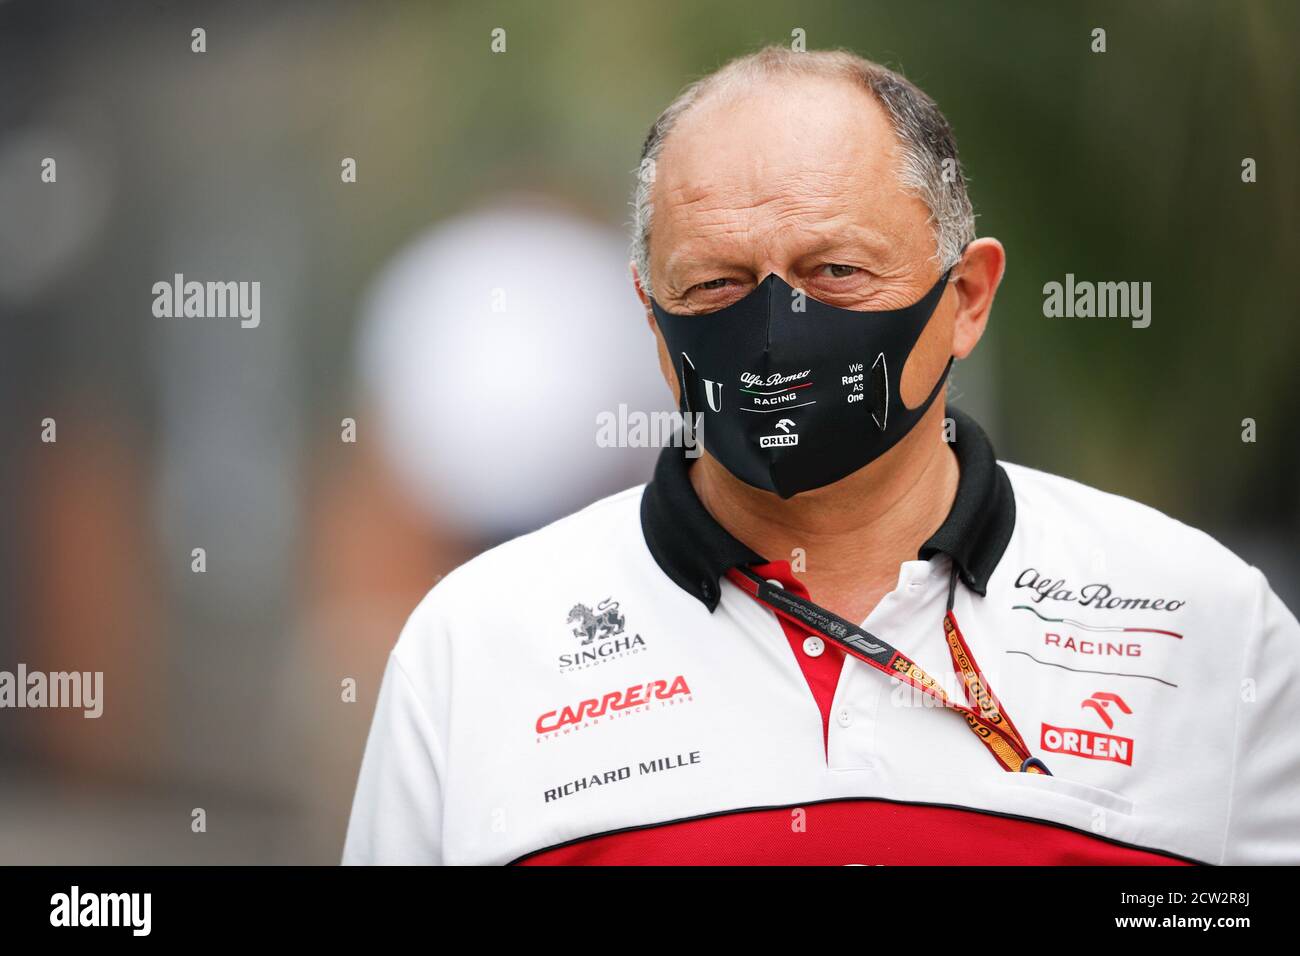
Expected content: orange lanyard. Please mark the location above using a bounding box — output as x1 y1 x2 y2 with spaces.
726 566 1050 775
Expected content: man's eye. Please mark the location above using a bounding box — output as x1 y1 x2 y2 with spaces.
694 278 730 291
820 264 858 278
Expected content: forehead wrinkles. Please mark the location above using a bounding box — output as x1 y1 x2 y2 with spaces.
658 186 866 277
653 165 906 287
658 95 897 198
649 80 907 270
664 157 871 212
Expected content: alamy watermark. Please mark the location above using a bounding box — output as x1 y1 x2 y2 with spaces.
50 886 150 936
0 664 103 718
151 273 260 328
1043 274 1151 329
596 406 703 457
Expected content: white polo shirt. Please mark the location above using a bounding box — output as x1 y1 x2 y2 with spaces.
342 409 1300 865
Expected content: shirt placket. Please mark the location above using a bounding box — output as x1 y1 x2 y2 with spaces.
826 559 945 772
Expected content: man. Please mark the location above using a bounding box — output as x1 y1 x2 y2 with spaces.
343 47 1300 865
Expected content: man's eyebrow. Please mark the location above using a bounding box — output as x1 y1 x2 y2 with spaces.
801 241 892 266
791 218 895 255
660 222 893 281
660 248 740 281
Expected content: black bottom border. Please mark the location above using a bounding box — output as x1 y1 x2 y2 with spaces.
0 864 1284 941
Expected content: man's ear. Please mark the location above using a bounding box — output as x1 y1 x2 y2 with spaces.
950 237 1005 360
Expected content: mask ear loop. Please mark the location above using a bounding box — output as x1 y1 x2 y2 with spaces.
679 352 700 446
869 352 889 431
942 249 968 616
876 266 958 431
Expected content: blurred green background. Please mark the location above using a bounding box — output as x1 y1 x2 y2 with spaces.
1 0 1295 862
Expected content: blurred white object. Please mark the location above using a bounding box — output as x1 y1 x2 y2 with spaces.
358 198 668 542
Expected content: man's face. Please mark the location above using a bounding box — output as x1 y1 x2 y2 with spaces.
639 73 961 410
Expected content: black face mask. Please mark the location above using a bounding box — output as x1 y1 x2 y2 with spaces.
651 271 952 499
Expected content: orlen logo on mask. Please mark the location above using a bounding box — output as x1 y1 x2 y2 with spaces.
535 676 692 737
759 418 798 448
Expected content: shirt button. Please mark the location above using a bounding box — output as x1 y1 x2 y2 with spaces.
837 708 853 728
802 636 824 658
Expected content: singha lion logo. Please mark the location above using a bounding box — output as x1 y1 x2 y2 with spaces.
567 598 626 645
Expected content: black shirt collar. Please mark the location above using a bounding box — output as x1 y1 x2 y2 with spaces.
639 407 1015 611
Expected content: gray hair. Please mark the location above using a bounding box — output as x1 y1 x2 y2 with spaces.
631 47 975 297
